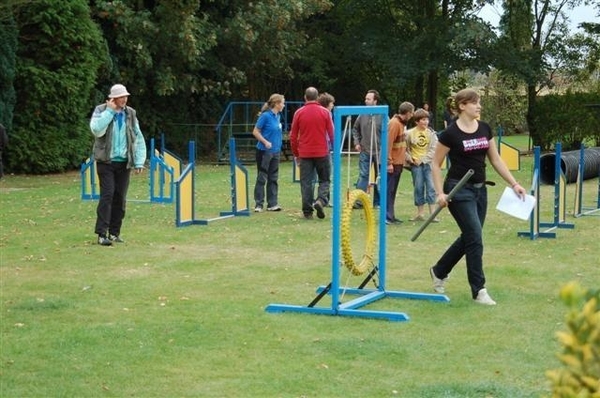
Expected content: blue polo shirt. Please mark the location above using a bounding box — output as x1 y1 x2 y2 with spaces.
255 110 282 153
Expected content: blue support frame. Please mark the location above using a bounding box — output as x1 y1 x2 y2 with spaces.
573 143 600 217
175 138 250 227
265 105 449 322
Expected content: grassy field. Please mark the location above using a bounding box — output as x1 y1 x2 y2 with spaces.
1 147 599 397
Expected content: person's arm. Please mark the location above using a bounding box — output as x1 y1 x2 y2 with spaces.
326 114 334 145
487 139 526 198
289 115 299 158
404 129 414 165
386 121 399 170
90 104 116 137
252 114 272 150
252 126 271 149
422 131 438 164
352 116 361 151
133 118 146 173
431 142 450 207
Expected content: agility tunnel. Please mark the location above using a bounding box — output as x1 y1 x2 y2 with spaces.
540 146 600 185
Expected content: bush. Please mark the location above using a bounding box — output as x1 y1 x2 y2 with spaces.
546 282 600 397
8 0 106 174
533 91 600 150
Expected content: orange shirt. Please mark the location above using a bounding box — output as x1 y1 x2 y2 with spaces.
387 115 406 166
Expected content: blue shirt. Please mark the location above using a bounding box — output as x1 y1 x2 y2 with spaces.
255 110 282 153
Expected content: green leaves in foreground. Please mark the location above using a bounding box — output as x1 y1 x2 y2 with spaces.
546 282 600 397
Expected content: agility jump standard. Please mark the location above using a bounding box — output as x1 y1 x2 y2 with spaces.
265 105 448 322
175 138 250 227
573 143 600 217
81 135 180 203
517 143 575 239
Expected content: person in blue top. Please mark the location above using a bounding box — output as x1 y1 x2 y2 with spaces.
90 84 147 246
252 93 285 212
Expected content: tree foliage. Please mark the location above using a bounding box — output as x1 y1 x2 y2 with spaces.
0 10 18 133
493 0 597 146
9 0 106 173
2 0 599 173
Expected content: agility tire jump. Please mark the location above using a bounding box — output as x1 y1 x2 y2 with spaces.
341 189 377 276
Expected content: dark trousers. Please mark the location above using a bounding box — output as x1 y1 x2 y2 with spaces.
432 181 488 298
386 165 403 221
299 156 330 216
253 150 280 208
95 161 130 237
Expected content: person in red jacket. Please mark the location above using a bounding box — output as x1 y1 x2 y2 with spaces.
290 87 334 219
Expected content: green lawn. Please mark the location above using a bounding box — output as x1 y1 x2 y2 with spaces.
1 154 598 397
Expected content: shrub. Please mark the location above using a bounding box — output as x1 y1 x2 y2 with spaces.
546 282 600 397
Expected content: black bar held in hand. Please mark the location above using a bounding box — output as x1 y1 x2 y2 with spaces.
410 169 475 242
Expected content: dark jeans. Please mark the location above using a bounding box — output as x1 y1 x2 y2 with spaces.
95 161 130 237
253 150 280 208
432 180 488 298
386 165 403 221
299 156 330 216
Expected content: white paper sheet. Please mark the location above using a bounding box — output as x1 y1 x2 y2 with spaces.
495 187 536 221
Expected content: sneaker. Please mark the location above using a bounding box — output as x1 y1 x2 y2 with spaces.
98 235 112 246
254 206 263 213
267 205 282 212
314 200 325 219
430 267 447 294
109 234 125 243
410 214 425 221
392 218 403 224
303 213 314 220
474 288 497 305
432 217 441 223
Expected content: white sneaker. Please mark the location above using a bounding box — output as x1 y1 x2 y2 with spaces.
254 206 263 213
474 288 497 305
430 267 447 294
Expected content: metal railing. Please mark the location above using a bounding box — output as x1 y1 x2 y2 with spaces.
214 101 304 162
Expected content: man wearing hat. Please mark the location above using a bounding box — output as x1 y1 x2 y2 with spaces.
90 84 147 246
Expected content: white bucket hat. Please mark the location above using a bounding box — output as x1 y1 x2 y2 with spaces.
108 84 130 98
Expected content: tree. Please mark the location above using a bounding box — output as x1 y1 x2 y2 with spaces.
89 0 333 153
494 0 593 147
293 0 497 121
0 10 18 135
9 0 106 173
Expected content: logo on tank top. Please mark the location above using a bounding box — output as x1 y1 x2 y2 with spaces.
462 137 489 152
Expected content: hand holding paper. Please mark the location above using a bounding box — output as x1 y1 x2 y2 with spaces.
496 187 536 220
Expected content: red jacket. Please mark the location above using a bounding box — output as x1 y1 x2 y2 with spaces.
290 101 334 158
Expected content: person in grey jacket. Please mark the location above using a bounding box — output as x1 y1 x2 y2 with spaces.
90 84 146 246
352 89 387 208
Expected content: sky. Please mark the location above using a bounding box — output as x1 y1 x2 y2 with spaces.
478 3 598 34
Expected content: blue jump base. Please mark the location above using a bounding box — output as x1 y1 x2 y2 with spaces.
265 105 449 322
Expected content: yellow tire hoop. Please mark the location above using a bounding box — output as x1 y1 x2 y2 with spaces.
341 189 377 276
